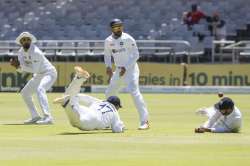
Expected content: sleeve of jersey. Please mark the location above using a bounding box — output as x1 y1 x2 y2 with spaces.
104 40 112 68
202 110 221 128
17 54 33 73
124 38 139 70
111 112 125 133
213 116 242 133
210 126 231 133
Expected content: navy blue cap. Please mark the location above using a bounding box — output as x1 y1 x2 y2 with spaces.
214 97 234 110
107 96 122 108
110 18 123 27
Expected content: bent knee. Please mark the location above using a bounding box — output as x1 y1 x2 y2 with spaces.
37 86 46 93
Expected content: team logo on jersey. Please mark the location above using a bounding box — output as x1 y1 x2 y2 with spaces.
120 42 124 46
110 43 114 46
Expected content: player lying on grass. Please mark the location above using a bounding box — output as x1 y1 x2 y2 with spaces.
53 66 125 133
195 97 242 133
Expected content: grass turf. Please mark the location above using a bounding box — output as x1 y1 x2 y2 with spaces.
0 93 249 166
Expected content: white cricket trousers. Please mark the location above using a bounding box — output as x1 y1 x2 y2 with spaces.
20 69 57 118
64 76 101 130
105 64 149 123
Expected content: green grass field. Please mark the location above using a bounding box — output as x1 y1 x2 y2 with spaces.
0 93 250 166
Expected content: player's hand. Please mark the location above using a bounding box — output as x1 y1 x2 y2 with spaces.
10 58 20 69
106 67 113 83
119 67 126 77
195 128 205 133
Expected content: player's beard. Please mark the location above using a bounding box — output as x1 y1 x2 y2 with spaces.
113 31 122 39
23 43 31 50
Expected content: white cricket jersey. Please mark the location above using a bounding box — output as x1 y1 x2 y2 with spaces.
202 106 242 133
89 101 124 133
104 32 139 70
17 44 55 74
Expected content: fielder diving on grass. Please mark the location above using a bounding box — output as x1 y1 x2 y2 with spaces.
53 66 125 133
195 97 242 133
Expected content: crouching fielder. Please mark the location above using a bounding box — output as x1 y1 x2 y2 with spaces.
11 32 57 124
53 66 125 133
195 97 242 133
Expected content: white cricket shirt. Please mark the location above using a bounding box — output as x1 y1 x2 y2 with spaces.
104 32 139 70
17 44 55 74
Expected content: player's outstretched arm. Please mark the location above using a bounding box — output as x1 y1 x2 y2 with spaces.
10 58 20 69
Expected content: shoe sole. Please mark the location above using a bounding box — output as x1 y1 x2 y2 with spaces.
138 127 150 130
74 66 90 79
36 121 53 125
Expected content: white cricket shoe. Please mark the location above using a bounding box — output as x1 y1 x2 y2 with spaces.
36 116 53 125
24 116 41 124
138 121 150 130
74 66 90 79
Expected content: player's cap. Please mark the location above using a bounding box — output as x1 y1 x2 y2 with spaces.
107 96 122 108
16 32 37 45
110 18 123 27
214 97 234 110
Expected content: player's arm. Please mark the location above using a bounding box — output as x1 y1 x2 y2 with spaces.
111 112 125 133
104 40 113 81
11 54 32 73
195 110 221 133
10 57 20 69
212 117 242 133
124 38 139 70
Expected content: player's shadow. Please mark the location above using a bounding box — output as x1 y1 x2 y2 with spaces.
2 123 28 125
58 131 114 135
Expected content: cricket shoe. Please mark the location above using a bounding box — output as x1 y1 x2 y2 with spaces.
138 121 150 130
24 116 41 124
74 66 90 79
36 116 53 125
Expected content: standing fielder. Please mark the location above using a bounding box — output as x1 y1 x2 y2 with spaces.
53 66 125 133
195 97 242 133
10 32 57 124
104 19 149 130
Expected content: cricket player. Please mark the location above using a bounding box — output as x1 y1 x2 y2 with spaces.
195 97 242 133
10 32 57 124
53 66 125 133
104 18 149 130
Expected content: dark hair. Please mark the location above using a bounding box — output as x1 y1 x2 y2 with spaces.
214 97 234 110
107 96 122 108
110 18 123 27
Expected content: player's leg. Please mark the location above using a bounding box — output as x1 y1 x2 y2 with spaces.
63 96 82 129
127 80 149 130
36 70 57 124
77 94 101 107
64 66 90 97
20 75 41 124
53 66 90 105
63 96 99 130
105 70 123 98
